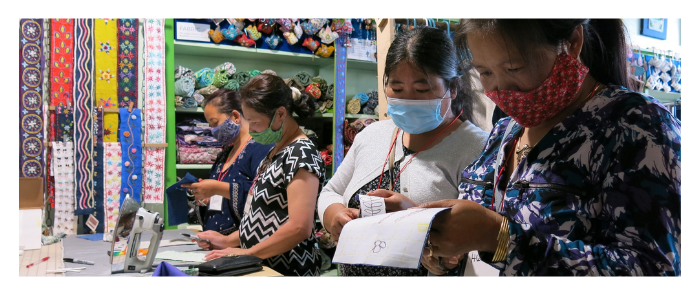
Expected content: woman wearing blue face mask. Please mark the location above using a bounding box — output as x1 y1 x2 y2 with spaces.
181 89 273 251
202 74 325 276
317 26 491 276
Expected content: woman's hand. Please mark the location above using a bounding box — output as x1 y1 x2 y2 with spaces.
195 230 228 250
181 179 227 201
367 189 419 212
328 207 360 242
204 247 252 261
419 199 502 258
421 249 463 275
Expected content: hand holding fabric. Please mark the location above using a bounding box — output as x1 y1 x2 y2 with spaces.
181 179 227 201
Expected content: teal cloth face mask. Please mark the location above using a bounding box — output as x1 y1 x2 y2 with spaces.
386 93 450 134
250 115 283 144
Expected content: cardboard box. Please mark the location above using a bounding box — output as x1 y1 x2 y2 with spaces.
19 177 44 209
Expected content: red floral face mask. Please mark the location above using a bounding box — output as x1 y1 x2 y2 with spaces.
485 53 589 127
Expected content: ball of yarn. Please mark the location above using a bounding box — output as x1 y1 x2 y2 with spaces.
293 71 313 87
346 98 361 114
175 65 194 80
366 90 378 102
224 79 240 91
198 85 219 98
362 104 375 115
249 70 261 78
305 83 322 99
214 62 236 77
232 71 252 86
194 68 215 89
261 69 277 76
311 77 328 96
193 92 205 105
183 97 198 108
212 69 229 88
174 76 195 97
354 92 369 106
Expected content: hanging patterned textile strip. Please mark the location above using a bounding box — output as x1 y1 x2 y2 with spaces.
120 108 143 204
143 19 166 204
333 36 348 172
103 142 122 238
103 113 119 142
117 18 139 108
91 107 105 233
20 19 46 178
52 141 77 236
56 106 74 142
42 18 55 229
95 18 118 108
73 18 96 216
50 19 74 107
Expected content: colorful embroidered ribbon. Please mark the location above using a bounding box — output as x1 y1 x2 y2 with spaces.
333 36 347 172
104 113 119 142
143 19 166 204
103 142 122 237
56 106 74 142
117 18 139 108
92 107 105 233
73 18 95 215
50 19 74 107
20 19 45 178
41 18 55 229
120 108 143 204
95 18 118 108
53 141 77 236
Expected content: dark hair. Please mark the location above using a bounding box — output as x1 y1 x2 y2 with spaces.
384 26 473 123
201 88 242 115
240 74 316 119
455 19 630 88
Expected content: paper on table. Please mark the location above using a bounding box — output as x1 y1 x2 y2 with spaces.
332 207 449 269
156 251 209 263
141 238 195 248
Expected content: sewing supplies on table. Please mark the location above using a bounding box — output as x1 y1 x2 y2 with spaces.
63 258 95 265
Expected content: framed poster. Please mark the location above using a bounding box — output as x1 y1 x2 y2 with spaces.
641 18 668 40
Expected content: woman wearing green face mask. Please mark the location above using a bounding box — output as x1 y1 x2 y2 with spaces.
203 73 325 276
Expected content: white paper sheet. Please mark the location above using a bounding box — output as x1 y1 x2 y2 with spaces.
332 207 449 269
19 209 43 250
155 251 209 263
357 195 386 217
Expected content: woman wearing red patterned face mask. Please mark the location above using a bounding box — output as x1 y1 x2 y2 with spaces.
416 19 680 276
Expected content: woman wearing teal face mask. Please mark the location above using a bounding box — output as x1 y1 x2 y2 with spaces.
317 26 491 276
203 73 325 277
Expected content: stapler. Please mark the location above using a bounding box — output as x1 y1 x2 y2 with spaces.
109 194 164 274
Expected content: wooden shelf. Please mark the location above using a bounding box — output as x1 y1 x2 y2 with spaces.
176 164 213 170
175 107 204 113
174 40 334 68
347 58 377 71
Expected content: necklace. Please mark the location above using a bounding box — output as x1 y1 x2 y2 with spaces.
514 82 602 164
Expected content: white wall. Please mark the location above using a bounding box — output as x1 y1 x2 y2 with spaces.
623 19 681 56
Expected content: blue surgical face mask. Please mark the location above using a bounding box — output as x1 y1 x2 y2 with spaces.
386 92 451 134
211 118 240 146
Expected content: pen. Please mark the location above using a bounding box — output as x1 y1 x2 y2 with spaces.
63 258 95 265
26 256 49 268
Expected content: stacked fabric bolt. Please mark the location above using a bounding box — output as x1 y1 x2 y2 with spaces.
176 119 222 164
362 90 379 115
319 144 333 166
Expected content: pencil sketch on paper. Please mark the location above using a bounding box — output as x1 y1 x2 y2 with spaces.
358 194 386 217
372 240 386 253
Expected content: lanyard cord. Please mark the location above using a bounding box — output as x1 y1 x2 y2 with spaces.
378 110 463 191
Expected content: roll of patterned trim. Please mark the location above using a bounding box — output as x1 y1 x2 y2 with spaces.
324 99 334 112
175 96 184 107
214 62 236 77
346 98 361 114
326 84 335 100
183 97 198 108
198 85 219 98
232 71 251 87
175 65 194 80
293 71 312 87
193 92 205 105
224 79 240 91
194 68 215 89
311 77 328 97
354 92 369 106
362 104 376 115
211 69 229 88
174 76 195 97
249 69 261 78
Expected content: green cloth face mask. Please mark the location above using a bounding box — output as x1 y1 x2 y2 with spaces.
250 114 283 144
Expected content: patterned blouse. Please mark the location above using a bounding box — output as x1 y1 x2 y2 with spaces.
459 85 681 276
238 138 326 276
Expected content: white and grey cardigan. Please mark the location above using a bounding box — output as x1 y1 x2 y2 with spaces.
317 119 489 229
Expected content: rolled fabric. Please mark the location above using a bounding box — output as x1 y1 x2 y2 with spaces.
311 76 328 95
214 62 236 77
223 79 240 91
175 65 194 80
194 68 215 89
249 69 261 78
351 118 365 131
346 98 361 114
354 92 369 106
232 71 252 86
361 118 377 127
362 104 375 115
183 97 198 108
366 90 378 102
305 83 322 99
324 99 334 112
326 84 335 100
174 76 195 97
211 69 229 88
193 92 205 105
293 71 312 87
343 120 357 145
317 99 328 113
261 69 277 76
198 85 219 98
174 96 184 107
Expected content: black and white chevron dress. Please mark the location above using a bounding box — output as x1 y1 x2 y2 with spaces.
238 138 325 276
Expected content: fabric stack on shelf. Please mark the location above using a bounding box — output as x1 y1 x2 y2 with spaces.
342 117 377 156
176 119 222 164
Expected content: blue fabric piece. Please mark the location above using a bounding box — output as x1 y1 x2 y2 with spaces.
76 233 104 241
92 143 105 233
152 261 190 277
119 108 143 204
165 173 199 226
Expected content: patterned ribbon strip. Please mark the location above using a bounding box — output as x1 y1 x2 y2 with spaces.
120 108 143 204
104 113 119 142
41 18 54 229
52 141 77 236
92 107 105 233
56 106 73 142
333 36 348 172
96 19 118 108
73 18 95 215
103 142 122 238
117 18 139 108
50 19 74 107
143 19 166 204
20 19 46 178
